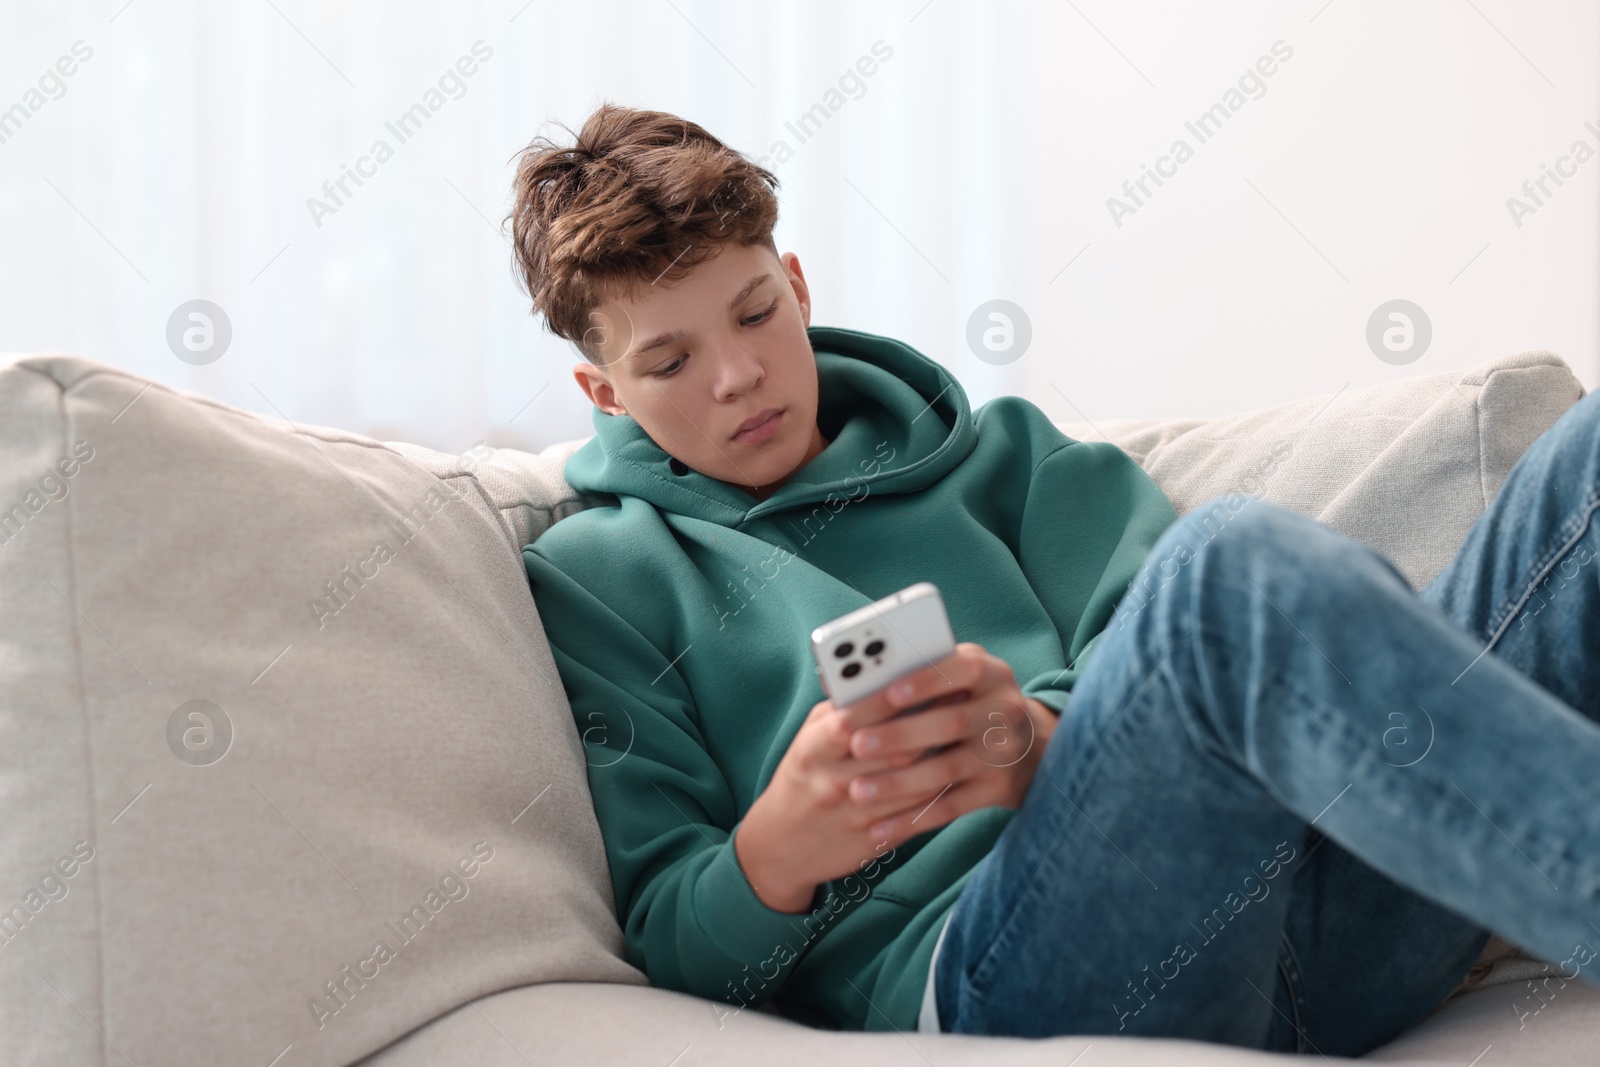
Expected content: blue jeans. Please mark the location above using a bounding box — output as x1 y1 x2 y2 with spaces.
934 387 1600 1054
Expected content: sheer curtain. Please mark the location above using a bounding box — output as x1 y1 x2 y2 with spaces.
2 1 1594 456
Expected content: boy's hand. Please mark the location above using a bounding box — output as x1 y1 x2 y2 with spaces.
734 696 937 913
735 643 1057 912
838 642 1058 847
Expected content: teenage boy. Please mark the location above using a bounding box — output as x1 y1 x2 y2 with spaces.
514 103 1600 1054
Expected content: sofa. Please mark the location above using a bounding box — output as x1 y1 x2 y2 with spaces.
0 344 1593 1066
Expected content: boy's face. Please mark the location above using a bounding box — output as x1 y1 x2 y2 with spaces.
572 243 830 502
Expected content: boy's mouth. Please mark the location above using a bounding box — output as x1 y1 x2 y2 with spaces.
731 407 784 443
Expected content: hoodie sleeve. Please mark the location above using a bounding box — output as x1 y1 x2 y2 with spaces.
523 540 812 1011
1008 436 1180 714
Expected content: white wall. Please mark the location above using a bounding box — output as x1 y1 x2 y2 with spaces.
1 1 1594 455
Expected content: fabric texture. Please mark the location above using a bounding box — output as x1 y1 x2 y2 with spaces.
522 325 1181 1033
1051 349 1580 592
357 975 1600 1065
0 354 640 1067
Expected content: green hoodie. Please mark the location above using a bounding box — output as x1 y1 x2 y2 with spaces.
522 324 1180 1032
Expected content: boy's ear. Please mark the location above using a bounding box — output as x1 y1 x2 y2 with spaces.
574 362 627 416
780 250 811 328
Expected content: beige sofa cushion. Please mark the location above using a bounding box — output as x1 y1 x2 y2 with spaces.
0 355 640 1067
1052 349 1586 591
357 973 1600 1066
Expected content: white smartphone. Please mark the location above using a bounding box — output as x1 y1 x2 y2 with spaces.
811 582 957 712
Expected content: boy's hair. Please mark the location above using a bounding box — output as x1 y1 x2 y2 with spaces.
505 102 781 366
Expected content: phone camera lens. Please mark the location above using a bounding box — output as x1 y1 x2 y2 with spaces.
841 662 861 679
833 641 854 658
864 639 884 656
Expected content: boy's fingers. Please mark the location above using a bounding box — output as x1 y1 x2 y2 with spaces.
848 780 959 826
838 685 969 733
867 779 987 842
800 702 865 765
843 748 924 777
835 693 904 730
849 703 967 760
835 681 955 729
849 746 974 805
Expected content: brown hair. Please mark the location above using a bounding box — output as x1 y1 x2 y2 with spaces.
505 103 781 366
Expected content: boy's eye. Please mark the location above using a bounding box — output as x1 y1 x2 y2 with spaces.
649 301 779 379
743 300 779 326
650 355 685 379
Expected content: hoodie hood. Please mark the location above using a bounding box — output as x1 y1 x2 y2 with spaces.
561 324 978 527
